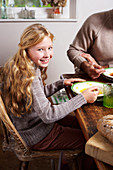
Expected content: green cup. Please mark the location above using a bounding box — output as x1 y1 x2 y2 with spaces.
103 83 113 108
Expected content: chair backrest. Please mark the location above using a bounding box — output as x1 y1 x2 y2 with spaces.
0 95 29 154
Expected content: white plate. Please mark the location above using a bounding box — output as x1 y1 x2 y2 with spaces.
71 81 104 97
103 68 113 80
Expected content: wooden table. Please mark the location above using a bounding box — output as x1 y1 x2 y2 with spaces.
61 73 113 170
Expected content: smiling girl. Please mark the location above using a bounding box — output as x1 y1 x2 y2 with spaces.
1 24 98 170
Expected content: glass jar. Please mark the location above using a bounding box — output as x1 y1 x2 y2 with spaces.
2 0 7 19
7 0 15 19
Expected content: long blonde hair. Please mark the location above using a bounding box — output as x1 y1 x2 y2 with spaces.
2 24 54 117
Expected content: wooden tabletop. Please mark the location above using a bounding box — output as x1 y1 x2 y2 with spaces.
61 73 113 170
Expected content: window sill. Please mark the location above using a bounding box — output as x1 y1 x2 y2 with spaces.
0 18 78 22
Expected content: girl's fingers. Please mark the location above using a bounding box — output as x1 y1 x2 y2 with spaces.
71 78 86 82
89 86 99 94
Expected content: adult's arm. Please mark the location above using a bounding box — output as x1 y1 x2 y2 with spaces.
67 14 101 69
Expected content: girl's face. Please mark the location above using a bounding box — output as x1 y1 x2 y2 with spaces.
27 36 53 68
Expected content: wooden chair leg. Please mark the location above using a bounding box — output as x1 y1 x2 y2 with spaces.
74 157 79 170
19 161 29 170
70 158 79 170
58 152 63 170
51 159 55 170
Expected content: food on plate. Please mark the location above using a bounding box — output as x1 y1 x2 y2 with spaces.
97 115 113 144
109 73 113 76
79 87 102 95
103 68 113 80
79 88 87 92
71 81 103 96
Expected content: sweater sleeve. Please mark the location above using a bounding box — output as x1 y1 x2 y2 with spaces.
67 13 103 68
32 76 87 124
44 79 64 97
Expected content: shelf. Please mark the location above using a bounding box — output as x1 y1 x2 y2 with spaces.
0 18 78 22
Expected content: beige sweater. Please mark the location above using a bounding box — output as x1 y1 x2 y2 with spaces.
67 9 113 72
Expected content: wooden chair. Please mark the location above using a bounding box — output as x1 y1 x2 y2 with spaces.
0 95 82 170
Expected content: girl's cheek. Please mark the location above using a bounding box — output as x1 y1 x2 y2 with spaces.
50 51 53 58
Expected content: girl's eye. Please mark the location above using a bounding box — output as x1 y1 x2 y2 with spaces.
38 48 43 51
48 47 53 50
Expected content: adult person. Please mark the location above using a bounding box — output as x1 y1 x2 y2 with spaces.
67 9 113 79
1 24 98 169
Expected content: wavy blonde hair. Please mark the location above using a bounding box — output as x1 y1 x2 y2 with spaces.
2 24 54 117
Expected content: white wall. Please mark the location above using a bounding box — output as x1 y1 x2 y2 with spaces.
0 0 113 84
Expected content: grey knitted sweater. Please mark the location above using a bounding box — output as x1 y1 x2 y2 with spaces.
10 68 87 146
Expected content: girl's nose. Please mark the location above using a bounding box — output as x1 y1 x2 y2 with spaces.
44 50 49 57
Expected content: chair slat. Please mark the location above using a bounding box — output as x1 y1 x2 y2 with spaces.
0 95 29 152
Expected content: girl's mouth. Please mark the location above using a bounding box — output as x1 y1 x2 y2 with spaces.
40 59 49 64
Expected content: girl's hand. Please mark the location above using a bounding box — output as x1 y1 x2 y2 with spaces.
64 78 86 86
82 86 99 103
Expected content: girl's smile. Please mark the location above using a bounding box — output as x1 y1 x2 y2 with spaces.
27 36 53 67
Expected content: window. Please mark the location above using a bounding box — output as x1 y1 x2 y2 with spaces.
14 0 51 7
0 0 65 8
0 0 77 21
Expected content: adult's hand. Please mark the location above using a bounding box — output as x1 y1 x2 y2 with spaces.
81 53 98 65
81 61 105 79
